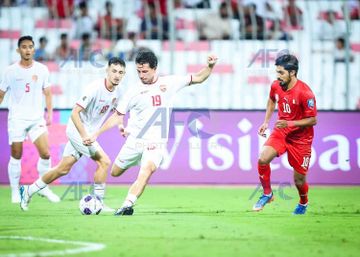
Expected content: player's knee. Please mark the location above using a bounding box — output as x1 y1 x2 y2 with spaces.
294 176 305 186
100 156 111 169
11 152 22 159
39 153 50 159
111 168 124 177
258 157 270 165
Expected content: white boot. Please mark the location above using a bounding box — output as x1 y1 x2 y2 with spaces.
37 186 61 202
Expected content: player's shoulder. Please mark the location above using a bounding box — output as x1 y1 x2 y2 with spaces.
297 79 314 94
4 62 19 73
33 61 49 72
270 80 280 89
87 79 105 92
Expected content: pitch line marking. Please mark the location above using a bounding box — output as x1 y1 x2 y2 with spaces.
0 236 106 257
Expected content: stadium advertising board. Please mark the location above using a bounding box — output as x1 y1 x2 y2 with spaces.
0 110 359 184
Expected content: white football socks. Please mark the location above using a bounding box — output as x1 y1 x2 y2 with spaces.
8 157 21 191
28 178 47 197
94 183 105 201
37 158 51 176
122 194 137 208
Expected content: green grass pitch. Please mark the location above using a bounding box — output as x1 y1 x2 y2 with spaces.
1 185 359 257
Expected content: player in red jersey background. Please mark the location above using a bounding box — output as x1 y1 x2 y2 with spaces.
253 54 317 215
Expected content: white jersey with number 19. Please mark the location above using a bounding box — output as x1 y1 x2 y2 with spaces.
116 75 191 143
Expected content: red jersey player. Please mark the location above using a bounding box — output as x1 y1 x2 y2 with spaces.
252 54 317 215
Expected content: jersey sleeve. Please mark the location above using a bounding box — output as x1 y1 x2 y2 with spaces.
0 68 11 92
76 86 96 110
168 75 192 93
42 66 51 89
269 81 277 102
115 88 134 114
301 90 317 117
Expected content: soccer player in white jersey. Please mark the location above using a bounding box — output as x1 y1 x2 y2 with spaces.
19 57 126 212
85 50 218 215
0 36 60 203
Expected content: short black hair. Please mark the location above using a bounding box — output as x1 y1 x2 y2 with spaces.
275 54 299 75
18 35 34 47
60 33 68 40
337 37 345 46
135 50 158 69
108 57 126 67
39 36 47 44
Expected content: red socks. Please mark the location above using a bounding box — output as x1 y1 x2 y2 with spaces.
258 163 272 195
296 183 309 205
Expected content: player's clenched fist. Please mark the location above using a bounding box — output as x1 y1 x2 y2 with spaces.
207 55 218 68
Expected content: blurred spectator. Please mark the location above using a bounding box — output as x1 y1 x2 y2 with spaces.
198 2 232 40
318 10 346 41
54 33 76 61
183 0 210 8
79 33 91 61
334 37 354 63
284 0 303 29
356 98 360 110
126 32 152 61
140 2 169 40
1 0 15 6
46 0 74 19
73 1 94 39
342 0 360 20
240 3 265 40
95 1 124 40
145 0 168 16
34 36 50 62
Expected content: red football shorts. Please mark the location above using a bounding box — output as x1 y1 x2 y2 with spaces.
264 129 312 175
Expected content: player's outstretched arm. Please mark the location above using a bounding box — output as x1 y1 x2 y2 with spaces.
0 90 5 105
86 111 125 145
258 98 276 137
71 105 88 139
43 87 53 126
190 54 218 85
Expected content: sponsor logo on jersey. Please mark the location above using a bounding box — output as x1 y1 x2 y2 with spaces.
140 90 149 94
160 85 167 92
32 75 38 82
111 98 117 105
99 99 105 102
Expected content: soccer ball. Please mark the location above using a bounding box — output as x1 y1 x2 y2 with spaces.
79 194 103 215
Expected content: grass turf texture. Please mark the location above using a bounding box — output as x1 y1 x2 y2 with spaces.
1 185 359 257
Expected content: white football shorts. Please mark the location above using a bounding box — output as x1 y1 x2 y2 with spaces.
114 136 166 170
8 118 47 145
63 128 101 160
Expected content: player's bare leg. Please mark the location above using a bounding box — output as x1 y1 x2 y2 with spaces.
110 164 127 177
20 156 77 211
253 146 277 211
33 133 60 202
114 160 157 216
9 142 23 203
293 170 309 215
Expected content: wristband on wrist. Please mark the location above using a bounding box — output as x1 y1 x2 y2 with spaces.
287 121 296 127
